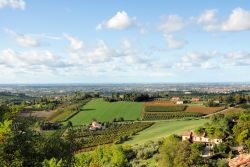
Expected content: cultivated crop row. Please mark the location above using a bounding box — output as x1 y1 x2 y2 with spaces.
142 112 204 120
66 122 154 149
144 105 187 112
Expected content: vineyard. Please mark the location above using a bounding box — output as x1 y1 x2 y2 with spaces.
66 122 153 150
142 112 204 120
185 106 225 114
142 101 224 120
144 101 175 106
144 105 187 112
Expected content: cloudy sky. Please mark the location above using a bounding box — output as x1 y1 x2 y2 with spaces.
0 0 250 83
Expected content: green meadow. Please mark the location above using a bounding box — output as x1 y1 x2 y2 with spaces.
123 119 209 145
69 98 143 125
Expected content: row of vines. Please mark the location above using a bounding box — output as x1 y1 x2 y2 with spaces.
66 122 154 150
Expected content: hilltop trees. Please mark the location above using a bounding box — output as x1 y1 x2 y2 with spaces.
104 93 150 102
0 116 75 166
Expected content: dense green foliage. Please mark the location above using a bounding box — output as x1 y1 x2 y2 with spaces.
0 117 75 166
142 112 204 120
69 99 143 125
74 141 162 167
144 105 187 112
159 135 226 167
195 110 250 153
104 92 151 102
74 145 129 167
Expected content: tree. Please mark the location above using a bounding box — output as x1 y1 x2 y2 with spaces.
110 146 128 167
0 120 12 144
42 158 63 167
0 105 11 122
233 114 250 151
217 158 229 167
159 135 181 167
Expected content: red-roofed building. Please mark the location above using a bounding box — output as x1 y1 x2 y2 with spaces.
191 97 200 102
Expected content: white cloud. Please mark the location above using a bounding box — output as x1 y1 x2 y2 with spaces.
63 33 84 51
164 34 186 49
159 15 184 34
4 28 40 47
224 51 250 66
121 39 132 49
198 8 250 32
0 49 68 68
158 15 186 49
221 8 250 31
0 0 25 10
175 51 218 69
175 50 250 70
198 9 217 24
125 55 145 65
68 40 122 65
97 11 138 30
201 62 218 69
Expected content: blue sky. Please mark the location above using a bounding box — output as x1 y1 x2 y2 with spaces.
0 0 250 83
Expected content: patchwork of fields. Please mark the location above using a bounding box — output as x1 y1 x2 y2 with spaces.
41 98 230 146
68 99 225 125
69 99 143 125
141 102 225 120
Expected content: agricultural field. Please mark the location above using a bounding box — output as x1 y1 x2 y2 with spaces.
65 122 153 150
142 112 204 120
144 101 175 106
18 110 56 119
144 105 187 112
185 106 225 114
123 119 209 145
223 107 245 115
69 98 143 125
142 101 225 120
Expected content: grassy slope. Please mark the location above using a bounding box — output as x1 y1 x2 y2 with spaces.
69 99 143 125
123 119 209 145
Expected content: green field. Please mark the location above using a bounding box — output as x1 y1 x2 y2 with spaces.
123 119 209 145
69 99 143 125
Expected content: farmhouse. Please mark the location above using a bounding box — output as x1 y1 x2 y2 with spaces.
182 131 222 156
89 121 104 131
176 101 184 104
191 97 200 102
171 96 180 102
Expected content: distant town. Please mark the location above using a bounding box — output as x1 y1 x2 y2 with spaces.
1 83 250 97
